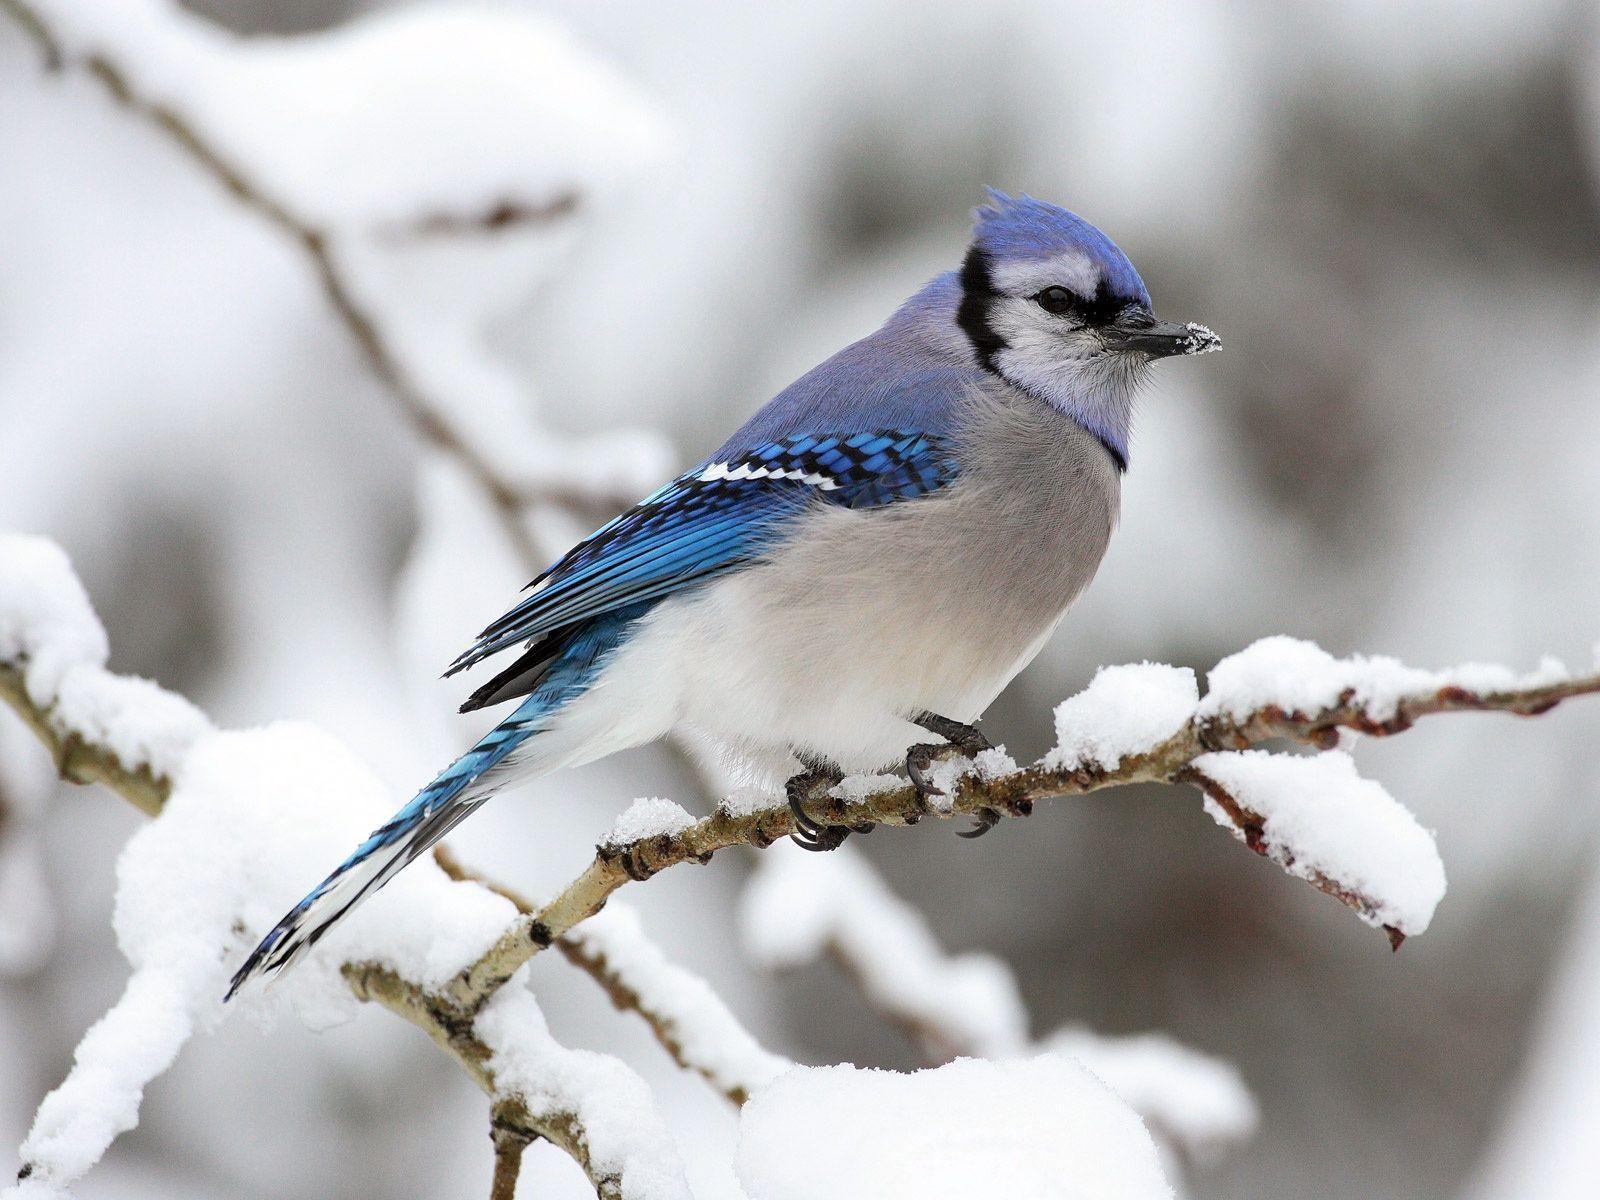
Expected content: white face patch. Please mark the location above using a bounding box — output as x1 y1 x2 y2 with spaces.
988 248 1101 304
983 294 1145 461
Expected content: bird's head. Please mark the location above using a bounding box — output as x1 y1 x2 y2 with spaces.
956 190 1218 467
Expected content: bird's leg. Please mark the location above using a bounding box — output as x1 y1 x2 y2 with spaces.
785 750 850 852
906 711 1002 839
913 711 993 756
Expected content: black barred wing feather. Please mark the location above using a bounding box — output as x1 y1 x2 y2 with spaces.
447 430 960 678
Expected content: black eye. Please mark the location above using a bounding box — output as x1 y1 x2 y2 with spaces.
1034 286 1077 315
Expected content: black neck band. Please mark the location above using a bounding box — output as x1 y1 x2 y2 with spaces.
956 247 1006 372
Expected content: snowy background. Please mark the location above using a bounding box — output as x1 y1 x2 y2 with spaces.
3 0 1600 1197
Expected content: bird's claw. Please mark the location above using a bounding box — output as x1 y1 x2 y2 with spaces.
957 807 1002 839
912 711 994 758
786 766 849 852
907 713 1005 839
906 741 963 798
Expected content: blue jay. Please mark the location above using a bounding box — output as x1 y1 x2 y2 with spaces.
227 191 1218 997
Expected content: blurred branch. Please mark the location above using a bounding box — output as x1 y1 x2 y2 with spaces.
0 0 614 565
448 663 1600 1006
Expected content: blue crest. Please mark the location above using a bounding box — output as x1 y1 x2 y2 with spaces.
971 189 1149 307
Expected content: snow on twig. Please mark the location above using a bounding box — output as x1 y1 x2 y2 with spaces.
433 847 793 1107
0 536 210 813
476 987 693 1200
1186 749 1446 944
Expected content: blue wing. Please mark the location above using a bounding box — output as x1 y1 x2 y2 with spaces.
446 429 960 687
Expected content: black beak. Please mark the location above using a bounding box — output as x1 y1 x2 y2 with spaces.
1103 316 1221 360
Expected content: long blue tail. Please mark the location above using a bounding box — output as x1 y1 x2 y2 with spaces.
224 712 535 998
225 607 647 999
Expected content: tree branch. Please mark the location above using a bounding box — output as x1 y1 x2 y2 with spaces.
343 963 631 1200
446 663 1600 1008
0 663 644 1197
7 525 1598 1194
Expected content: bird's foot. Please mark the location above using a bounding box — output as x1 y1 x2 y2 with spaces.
908 712 1002 838
785 759 850 852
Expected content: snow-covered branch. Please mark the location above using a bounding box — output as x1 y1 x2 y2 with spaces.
0 537 751 1198
454 647 1599 1003
0 0 672 564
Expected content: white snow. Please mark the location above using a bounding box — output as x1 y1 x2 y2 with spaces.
51 669 211 784
735 1057 1173 1200
717 785 780 820
829 772 907 804
1 536 704 1196
13 721 522 1191
1042 1028 1259 1167
605 797 697 846
476 984 692 1200
567 904 792 1099
972 746 1019 780
1046 663 1198 773
32 0 670 234
920 755 970 808
0 535 212 781
741 844 1028 1058
0 535 108 705
1191 749 1447 935
1199 635 1571 724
